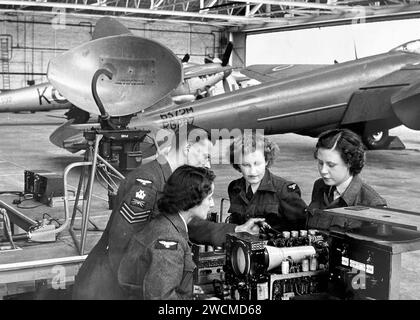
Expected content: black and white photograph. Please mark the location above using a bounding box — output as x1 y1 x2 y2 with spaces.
0 0 420 309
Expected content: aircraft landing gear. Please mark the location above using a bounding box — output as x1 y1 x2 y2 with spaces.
362 128 389 150
65 106 90 124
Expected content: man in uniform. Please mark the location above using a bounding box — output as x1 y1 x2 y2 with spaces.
118 165 216 300
72 124 263 299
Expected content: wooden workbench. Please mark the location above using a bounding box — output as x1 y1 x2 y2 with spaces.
0 194 110 299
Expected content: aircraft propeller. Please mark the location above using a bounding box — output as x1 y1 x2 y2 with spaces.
221 42 233 67
181 53 190 63
220 42 238 93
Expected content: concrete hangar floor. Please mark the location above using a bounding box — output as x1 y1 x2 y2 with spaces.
0 110 419 300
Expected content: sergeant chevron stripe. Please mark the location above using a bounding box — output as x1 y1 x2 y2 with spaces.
120 202 151 224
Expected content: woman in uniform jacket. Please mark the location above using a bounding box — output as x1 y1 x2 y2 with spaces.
227 132 307 232
117 165 215 300
306 128 387 231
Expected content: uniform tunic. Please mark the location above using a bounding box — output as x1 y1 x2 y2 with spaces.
72 157 172 300
306 175 387 230
73 156 236 299
118 213 195 300
227 169 307 231
188 218 236 247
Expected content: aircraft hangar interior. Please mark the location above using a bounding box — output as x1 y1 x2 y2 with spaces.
0 0 420 304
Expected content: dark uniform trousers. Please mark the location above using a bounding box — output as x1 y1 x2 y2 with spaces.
118 213 195 300
306 175 387 231
72 157 236 299
227 169 307 232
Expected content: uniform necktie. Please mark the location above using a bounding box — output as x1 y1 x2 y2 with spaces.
327 186 336 204
246 186 254 201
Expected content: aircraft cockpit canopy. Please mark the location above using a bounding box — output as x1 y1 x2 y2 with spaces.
390 40 420 55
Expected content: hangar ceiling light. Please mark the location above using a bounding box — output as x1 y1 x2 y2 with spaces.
1 0 420 31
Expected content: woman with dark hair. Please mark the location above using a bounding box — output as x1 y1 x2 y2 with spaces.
227 132 307 232
307 128 387 230
117 165 215 300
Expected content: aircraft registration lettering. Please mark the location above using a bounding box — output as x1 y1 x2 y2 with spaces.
37 86 68 105
51 88 68 104
0 95 12 105
160 107 194 129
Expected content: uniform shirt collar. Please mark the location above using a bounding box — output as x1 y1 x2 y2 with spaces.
163 212 188 239
233 169 276 193
158 155 173 181
257 169 276 192
178 213 188 234
336 175 353 197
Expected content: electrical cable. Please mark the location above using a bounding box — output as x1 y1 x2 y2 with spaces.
42 213 62 228
95 170 117 194
97 161 122 184
0 191 24 196
71 227 105 232
16 199 44 209
95 166 120 193
98 168 119 191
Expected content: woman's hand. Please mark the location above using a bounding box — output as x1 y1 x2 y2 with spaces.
234 218 266 234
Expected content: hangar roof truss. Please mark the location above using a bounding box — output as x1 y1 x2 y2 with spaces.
1 0 420 31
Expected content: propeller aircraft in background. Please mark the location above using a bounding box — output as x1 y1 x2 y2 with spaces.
134 40 420 151
3 16 420 158
0 18 234 123
174 42 235 103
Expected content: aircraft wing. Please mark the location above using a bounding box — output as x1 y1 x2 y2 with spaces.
342 64 420 130
183 66 233 79
240 64 327 83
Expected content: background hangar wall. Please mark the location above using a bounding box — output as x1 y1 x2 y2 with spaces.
0 13 226 90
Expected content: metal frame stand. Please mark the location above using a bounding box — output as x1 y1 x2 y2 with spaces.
66 133 124 255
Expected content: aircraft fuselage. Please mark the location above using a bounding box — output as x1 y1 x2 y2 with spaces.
139 51 420 136
0 83 72 112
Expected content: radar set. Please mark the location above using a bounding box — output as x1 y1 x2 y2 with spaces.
193 206 420 300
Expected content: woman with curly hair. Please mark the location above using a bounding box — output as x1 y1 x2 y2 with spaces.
227 132 307 232
307 128 387 230
117 165 215 300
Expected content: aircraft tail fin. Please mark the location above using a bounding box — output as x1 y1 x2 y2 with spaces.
92 17 131 40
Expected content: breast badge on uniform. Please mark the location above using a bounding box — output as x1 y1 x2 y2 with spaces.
155 240 178 250
135 189 146 200
136 178 152 186
130 198 145 208
287 183 299 192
